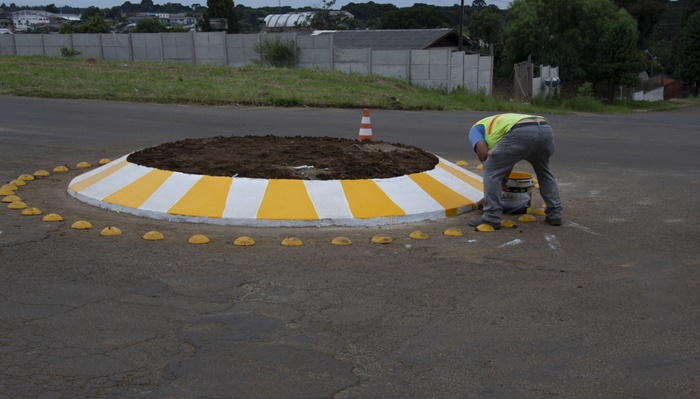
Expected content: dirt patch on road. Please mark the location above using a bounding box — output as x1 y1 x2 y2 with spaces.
127 135 439 180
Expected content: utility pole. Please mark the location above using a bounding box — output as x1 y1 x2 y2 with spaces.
458 0 464 52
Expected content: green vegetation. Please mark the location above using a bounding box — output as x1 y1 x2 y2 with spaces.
0 56 693 113
254 38 298 68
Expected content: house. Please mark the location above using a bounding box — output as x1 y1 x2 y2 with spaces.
12 10 79 32
308 28 470 51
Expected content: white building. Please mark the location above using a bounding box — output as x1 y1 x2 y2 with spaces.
12 10 50 31
12 10 80 32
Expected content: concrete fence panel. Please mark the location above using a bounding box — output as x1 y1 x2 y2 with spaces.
131 33 163 62
0 34 15 55
334 48 370 74
102 34 132 61
14 34 44 56
297 33 332 70
194 32 227 65
42 34 72 57
162 32 194 64
478 55 493 95
227 34 260 66
71 34 102 58
450 52 465 91
371 50 409 80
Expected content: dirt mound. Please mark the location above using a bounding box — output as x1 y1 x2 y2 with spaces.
127 135 439 180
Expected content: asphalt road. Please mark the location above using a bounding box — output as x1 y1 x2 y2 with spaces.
1 96 699 399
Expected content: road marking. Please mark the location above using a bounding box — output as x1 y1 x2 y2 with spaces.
567 222 600 236
498 239 524 248
545 233 561 250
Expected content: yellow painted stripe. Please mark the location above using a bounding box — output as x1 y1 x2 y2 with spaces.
168 175 232 218
68 160 129 193
409 172 472 217
437 162 484 191
257 179 319 220
103 169 173 209
341 180 405 219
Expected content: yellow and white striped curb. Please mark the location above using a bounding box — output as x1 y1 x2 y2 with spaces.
67 154 484 227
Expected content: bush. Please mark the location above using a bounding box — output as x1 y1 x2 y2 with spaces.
254 38 298 68
61 47 81 57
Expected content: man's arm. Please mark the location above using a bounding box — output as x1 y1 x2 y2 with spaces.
474 141 488 163
468 124 488 162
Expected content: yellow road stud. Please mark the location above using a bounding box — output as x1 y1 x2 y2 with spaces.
281 237 303 246
76 162 91 169
476 164 483 170
188 234 210 244
100 227 122 236
98 158 111 165
53 166 69 173
443 228 464 237
71 220 93 229
518 214 537 222
1 184 18 191
501 219 517 228
2 195 21 203
10 179 26 187
331 236 352 246
409 231 430 240
476 224 495 232
371 234 392 244
456 160 469 167
8 201 27 210
532 208 545 216
18 174 35 181
34 170 50 177
143 231 164 241
0 189 15 196
233 236 256 246
42 213 63 222
21 207 42 216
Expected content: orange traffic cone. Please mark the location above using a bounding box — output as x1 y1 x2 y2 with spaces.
358 108 373 141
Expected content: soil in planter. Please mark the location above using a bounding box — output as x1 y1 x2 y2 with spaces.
127 135 439 180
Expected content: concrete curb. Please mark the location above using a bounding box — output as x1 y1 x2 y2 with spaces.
67 155 484 227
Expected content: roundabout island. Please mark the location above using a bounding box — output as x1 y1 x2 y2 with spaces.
67 136 484 227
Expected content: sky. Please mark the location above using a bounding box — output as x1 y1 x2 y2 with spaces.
10 1 512 10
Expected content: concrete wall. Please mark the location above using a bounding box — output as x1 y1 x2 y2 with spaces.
0 32 493 94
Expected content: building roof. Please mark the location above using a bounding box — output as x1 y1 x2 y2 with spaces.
310 28 465 50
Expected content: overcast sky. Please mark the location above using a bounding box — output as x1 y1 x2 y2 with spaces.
11 1 512 10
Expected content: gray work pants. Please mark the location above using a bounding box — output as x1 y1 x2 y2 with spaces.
482 122 563 222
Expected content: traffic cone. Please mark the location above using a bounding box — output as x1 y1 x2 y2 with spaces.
358 108 373 141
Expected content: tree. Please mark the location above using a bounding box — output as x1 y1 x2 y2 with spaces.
140 0 154 12
381 5 451 29
468 6 502 52
80 6 102 22
61 14 111 33
472 0 487 7
501 0 640 83
134 17 168 32
200 0 240 33
45 3 58 13
591 9 643 98
674 10 700 95
306 0 352 30
611 0 666 47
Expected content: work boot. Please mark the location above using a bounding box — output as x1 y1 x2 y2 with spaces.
468 217 501 229
545 216 562 226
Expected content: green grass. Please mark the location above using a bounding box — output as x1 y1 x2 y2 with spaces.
0 55 695 113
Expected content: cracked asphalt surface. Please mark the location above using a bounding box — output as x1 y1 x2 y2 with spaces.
1 97 699 398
